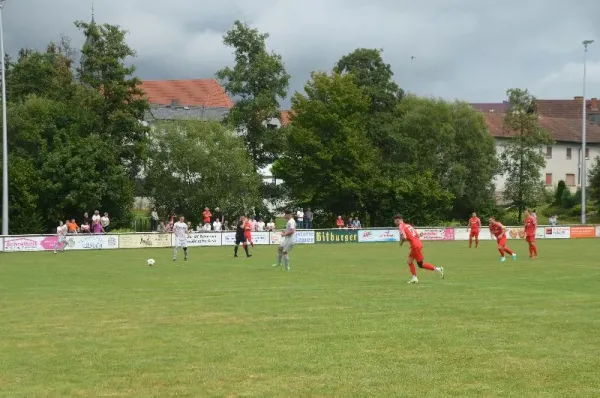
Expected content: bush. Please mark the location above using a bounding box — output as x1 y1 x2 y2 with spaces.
110 228 135 234
561 189 574 208
555 180 567 205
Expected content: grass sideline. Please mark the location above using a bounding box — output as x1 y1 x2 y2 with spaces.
1 240 599 396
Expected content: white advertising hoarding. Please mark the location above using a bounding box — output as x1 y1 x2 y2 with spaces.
270 230 316 244
357 229 400 242
67 234 119 250
544 227 570 239
221 231 269 245
3 235 56 252
120 233 171 249
185 232 221 247
0 237 3 252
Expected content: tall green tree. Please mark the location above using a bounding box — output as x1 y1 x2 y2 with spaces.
216 20 290 170
76 20 149 179
500 88 552 222
272 72 382 224
145 121 261 225
588 156 600 206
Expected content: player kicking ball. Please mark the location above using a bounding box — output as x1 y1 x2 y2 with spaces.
172 216 189 261
272 210 295 271
394 214 444 284
488 216 516 262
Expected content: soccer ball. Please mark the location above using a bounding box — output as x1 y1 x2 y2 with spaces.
147 258 155 266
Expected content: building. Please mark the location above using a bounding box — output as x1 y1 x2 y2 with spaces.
473 97 600 193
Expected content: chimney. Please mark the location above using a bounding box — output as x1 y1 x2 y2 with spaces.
591 98 598 111
170 99 179 108
574 96 583 103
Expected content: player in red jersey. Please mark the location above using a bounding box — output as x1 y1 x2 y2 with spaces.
394 214 444 284
488 216 516 262
468 212 481 248
243 216 255 248
524 209 538 259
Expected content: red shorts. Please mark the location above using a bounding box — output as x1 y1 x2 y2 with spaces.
526 235 535 243
497 236 507 247
244 232 252 240
470 230 479 238
409 246 424 262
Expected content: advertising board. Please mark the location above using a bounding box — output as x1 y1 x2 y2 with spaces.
569 226 595 239
67 234 118 250
544 227 570 239
0 237 3 252
358 229 400 243
221 232 269 246
119 233 171 249
185 232 221 247
315 229 358 243
270 230 315 245
417 228 455 241
3 235 56 252
596 226 600 238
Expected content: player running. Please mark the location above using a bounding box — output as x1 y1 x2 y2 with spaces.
244 217 255 248
234 216 252 258
394 214 444 284
524 209 538 259
53 220 68 254
272 210 296 271
468 212 481 248
488 216 516 262
172 216 189 261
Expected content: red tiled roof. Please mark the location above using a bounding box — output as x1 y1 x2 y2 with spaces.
280 110 292 126
139 79 233 108
471 98 600 119
483 113 600 143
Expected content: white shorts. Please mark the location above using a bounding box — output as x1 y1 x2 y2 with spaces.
175 237 188 248
280 240 293 253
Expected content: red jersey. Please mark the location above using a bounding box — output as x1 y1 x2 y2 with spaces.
399 223 422 248
524 215 536 237
203 210 212 223
244 222 252 233
468 217 481 231
489 222 505 239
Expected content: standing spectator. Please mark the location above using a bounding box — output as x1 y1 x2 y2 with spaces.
257 218 265 231
81 220 91 233
250 217 258 232
549 215 558 225
165 220 173 233
101 212 110 232
83 212 91 227
187 221 194 233
92 220 104 234
214 207 223 223
157 221 166 233
169 210 175 225
304 208 313 229
92 210 101 225
222 220 230 231
203 207 212 225
352 217 361 229
213 218 222 231
296 208 304 229
336 216 344 228
266 219 275 232
151 208 159 231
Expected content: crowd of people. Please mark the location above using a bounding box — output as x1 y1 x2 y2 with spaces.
61 211 111 234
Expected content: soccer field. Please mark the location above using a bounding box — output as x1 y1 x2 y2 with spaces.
1 240 599 397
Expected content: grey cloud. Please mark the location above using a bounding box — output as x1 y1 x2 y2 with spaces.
2 0 600 107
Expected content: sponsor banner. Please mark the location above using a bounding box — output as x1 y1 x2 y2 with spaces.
596 225 600 238
4 235 56 252
544 227 570 239
506 227 525 240
0 237 3 252
452 228 493 241
315 229 358 243
185 232 221 247
222 231 269 245
120 233 171 249
269 230 315 245
570 226 595 239
417 228 455 241
358 229 400 242
67 234 118 250
536 227 546 239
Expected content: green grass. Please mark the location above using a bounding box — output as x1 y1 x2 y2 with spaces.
1 240 599 397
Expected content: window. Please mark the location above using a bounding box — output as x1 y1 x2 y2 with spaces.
545 173 553 186
566 174 576 186
566 148 572 160
546 146 552 159
585 148 590 159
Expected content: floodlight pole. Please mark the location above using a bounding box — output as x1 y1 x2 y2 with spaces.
581 40 594 225
1 0 8 236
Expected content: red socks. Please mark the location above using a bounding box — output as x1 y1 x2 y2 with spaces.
529 243 537 257
409 263 417 276
422 263 435 271
504 247 514 255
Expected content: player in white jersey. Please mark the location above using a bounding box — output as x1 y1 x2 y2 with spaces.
53 220 68 254
172 216 189 261
272 210 296 271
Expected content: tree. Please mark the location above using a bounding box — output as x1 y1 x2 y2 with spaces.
555 180 567 205
76 20 149 179
500 88 553 222
145 121 261 225
216 21 290 170
272 72 380 222
588 156 600 206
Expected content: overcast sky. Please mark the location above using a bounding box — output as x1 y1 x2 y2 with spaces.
3 0 600 107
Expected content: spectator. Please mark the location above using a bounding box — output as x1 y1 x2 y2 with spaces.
67 219 79 234
549 215 558 225
83 212 91 227
214 207 223 223
336 216 344 229
213 218 222 231
266 219 275 231
187 221 193 232
304 208 313 229
250 217 258 232
101 212 110 232
92 210 101 225
169 210 175 225
165 221 173 233
532 209 537 221
257 218 265 231
157 221 165 233
346 219 353 229
296 208 304 229
92 219 104 234
222 220 230 231
352 217 361 229
202 223 211 231
81 220 91 233
151 208 159 231
203 207 212 225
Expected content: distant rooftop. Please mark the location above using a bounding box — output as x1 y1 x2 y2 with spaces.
139 79 233 108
